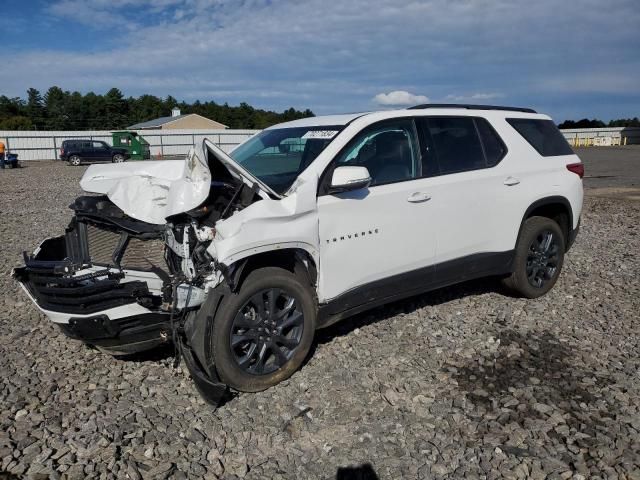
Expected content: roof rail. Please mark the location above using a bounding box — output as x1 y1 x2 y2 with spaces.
407 103 537 113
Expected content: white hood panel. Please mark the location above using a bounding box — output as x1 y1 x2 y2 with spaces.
79 145 212 224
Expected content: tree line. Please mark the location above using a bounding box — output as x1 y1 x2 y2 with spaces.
558 118 640 129
3 87 637 131
0 87 315 131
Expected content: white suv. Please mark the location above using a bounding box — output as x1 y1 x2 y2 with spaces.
15 104 583 404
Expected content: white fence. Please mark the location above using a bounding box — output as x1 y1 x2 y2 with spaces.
0 129 260 161
560 127 640 147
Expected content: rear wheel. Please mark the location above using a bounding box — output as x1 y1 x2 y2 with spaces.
503 216 565 298
210 267 316 392
69 155 81 166
112 154 125 163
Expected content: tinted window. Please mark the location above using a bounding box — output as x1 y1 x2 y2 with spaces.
66 141 90 150
423 117 486 174
334 120 419 187
507 119 573 156
93 141 107 149
476 118 507 166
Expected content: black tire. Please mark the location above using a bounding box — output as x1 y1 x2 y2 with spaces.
210 266 316 392
112 154 125 163
503 216 565 298
69 155 81 166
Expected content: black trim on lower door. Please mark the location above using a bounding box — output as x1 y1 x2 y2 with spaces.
317 250 514 327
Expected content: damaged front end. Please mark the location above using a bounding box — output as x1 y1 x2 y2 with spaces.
14 142 267 405
14 195 172 354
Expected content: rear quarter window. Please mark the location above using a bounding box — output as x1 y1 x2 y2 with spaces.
507 118 574 157
476 118 507 166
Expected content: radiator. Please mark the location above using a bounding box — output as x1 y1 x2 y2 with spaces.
86 224 167 271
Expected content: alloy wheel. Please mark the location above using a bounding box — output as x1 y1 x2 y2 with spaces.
526 230 560 288
229 288 304 375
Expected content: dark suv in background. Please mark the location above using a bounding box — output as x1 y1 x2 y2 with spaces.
60 140 129 166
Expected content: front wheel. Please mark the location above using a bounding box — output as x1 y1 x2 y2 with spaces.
503 216 565 298
210 267 316 392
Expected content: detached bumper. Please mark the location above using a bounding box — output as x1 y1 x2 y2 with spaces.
14 235 169 354
59 313 170 355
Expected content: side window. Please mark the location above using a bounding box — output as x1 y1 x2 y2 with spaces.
476 118 507 167
93 141 107 149
423 117 486 175
81 142 91 150
333 120 419 187
507 118 574 156
417 120 439 177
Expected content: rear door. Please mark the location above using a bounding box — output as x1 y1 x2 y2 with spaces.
415 115 522 264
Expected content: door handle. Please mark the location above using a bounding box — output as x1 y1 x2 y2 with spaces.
407 192 431 203
504 176 520 186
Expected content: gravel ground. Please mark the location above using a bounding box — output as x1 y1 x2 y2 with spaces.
1 162 639 480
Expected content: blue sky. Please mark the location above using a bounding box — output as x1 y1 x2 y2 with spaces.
1 0 639 121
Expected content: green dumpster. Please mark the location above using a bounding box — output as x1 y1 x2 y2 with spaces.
112 131 151 160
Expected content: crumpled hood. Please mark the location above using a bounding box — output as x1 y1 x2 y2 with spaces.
79 144 211 224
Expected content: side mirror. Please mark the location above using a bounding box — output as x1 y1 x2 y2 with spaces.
329 166 372 193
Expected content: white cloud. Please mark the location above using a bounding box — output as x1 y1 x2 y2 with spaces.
444 93 504 102
373 91 429 106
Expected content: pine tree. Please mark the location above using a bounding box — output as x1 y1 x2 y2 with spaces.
26 88 44 129
44 86 68 130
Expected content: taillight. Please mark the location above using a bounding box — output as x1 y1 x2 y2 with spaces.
60 148 64 155
566 163 584 178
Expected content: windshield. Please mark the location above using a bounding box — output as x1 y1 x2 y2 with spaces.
230 126 342 195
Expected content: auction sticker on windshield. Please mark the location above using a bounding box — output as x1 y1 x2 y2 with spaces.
302 130 339 139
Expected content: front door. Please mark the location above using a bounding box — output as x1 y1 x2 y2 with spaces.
91 141 111 161
317 118 437 306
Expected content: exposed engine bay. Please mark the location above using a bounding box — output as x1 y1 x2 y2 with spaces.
67 171 260 312
31 146 262 313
